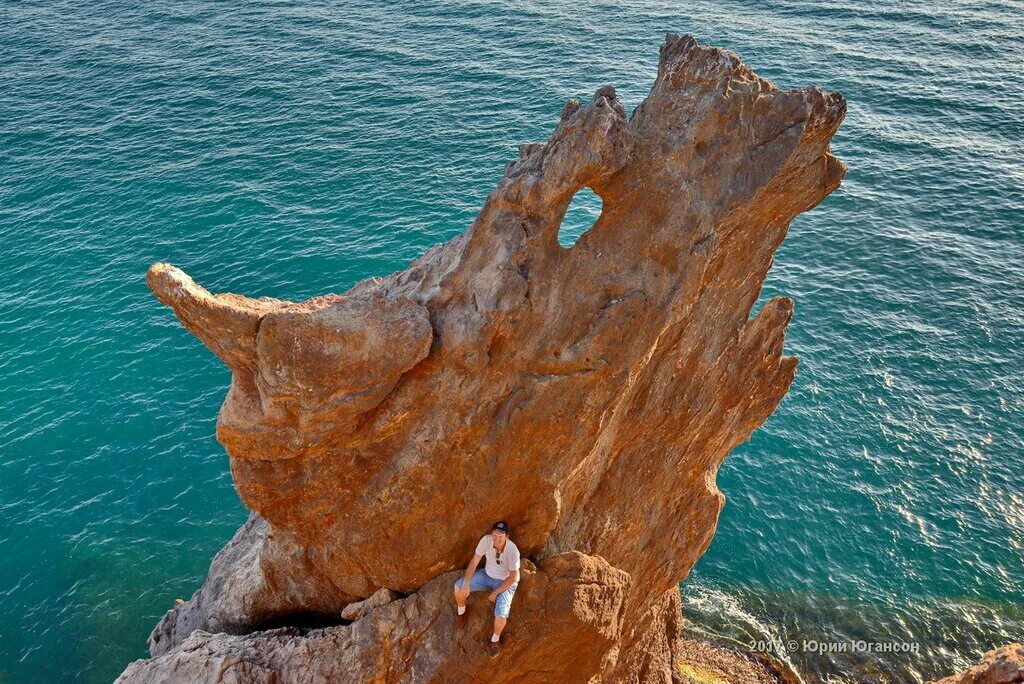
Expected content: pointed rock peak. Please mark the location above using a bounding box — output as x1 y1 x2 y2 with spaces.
147 262 285 373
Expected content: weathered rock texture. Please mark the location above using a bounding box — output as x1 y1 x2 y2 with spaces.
122 34 846 683
120 552 633 683
677 638 793 684
930 644 1024 684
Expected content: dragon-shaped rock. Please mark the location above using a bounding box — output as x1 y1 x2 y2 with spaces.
119 34 846 683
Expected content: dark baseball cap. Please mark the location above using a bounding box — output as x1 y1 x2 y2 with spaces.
492 521 510 534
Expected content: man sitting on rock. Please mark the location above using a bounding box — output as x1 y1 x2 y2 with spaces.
453 520 521 655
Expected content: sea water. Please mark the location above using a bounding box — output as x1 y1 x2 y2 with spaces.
1 1 1021 682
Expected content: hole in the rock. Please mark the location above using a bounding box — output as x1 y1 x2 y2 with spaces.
558 187 602 248
251 610 352 632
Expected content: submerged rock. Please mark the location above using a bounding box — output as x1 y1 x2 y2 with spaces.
124 33 846 682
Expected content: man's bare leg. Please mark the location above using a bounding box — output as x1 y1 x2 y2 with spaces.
487 615 507 655
454 586 468 611
492 615 506 640
454 586 470 628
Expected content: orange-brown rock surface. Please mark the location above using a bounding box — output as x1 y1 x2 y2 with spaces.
120 34 846 683
930 644 1024 684
120 552 635 684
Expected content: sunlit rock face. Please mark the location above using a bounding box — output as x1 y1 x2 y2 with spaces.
127 33 846 683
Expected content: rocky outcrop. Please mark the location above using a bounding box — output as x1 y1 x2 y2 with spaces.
340 588 402 622
122 33 846 682
120 552 632 683
930 644 1024 684
677 638 794 684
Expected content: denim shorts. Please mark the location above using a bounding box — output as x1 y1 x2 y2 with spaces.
454 568 518 618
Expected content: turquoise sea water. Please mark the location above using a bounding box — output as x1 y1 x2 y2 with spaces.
1 1 1021 682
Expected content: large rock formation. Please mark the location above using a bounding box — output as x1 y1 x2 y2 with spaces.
121 34 846 682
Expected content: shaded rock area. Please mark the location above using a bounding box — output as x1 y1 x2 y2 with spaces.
930 644 1024 684
121 34 846 682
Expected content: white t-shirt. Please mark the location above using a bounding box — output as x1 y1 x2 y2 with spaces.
475 535 521 581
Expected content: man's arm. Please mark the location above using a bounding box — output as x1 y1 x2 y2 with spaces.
488 569 520 600
460 553 482 590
